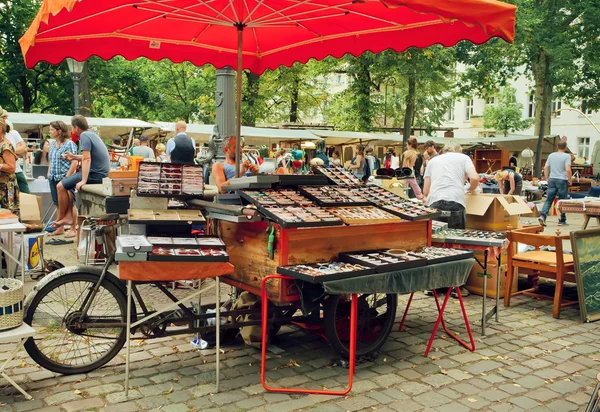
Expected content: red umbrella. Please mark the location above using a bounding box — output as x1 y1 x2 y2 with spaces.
20 0 516 173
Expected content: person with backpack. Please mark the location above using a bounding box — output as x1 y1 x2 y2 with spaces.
364 147 380 180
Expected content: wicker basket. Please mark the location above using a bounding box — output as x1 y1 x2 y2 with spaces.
0 278 24 331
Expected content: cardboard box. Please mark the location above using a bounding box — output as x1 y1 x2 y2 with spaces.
465 249 516 298
20 193 42 224
466 194 531 231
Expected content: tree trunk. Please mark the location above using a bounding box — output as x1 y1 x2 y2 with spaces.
355 56 372 131
402 74 416 152
20 75 32 113
243 71 260 126
532 50 552 177
289 75 300 123
78 61 93 116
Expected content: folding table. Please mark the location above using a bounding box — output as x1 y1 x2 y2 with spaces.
118 261 234 396
0 323 36 400
0 223 26 283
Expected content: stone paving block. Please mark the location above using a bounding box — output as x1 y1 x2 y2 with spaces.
436 387 460 400
381 387 408 400
421 373 455 388
413 391 451 408
546 399 579 411
395 381 430 396
99 401 139 412
86 383 124 396
44 390 82 405
236 396 265 409
463 360 503 374
527 388 562 401
458 396 491 410
61 397 105 412
263 393 291 403
435 402 471 412
209 390 248 406
11 400 44 412
521 358 553 370
513 375 546 389
160 403 189 412
497 383 527 395
106 389 143 404
371 372 406 388
366 391 394 404
509 396 541 409
533 368 566 380
479 388 511 401
135 394 171 409
556 361 587 373
547 379 581 394
336 395 378 412
388 398 427 412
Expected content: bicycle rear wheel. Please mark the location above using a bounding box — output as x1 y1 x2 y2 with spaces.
24 273 127 374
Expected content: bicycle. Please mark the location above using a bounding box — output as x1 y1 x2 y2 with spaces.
23 213 397 375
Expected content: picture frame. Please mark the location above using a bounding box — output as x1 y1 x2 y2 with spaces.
570 228 600 322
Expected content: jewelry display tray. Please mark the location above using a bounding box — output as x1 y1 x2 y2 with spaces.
408 249 474 265
339 250 427 273
276 263 375 283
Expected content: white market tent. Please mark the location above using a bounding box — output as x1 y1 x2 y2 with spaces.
7 112 158 138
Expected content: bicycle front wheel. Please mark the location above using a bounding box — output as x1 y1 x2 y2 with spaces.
24 273 128 374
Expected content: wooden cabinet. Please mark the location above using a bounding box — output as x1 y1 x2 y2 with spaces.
474 149 510 174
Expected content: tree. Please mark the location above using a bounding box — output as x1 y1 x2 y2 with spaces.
458 0 600 176
483 87 533 136
0 0 72 113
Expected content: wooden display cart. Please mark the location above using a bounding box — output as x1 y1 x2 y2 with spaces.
219 219 432 304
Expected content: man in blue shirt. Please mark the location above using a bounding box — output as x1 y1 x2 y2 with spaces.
539 141 572 226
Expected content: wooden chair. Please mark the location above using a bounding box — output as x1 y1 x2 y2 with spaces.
504 226 577 319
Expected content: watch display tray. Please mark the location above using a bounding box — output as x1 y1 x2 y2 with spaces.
299 185 371 207
237 189 315 207
276 174 329 188
146 236 225 248
339 249 426 273
128 209 205 224
377 201 441 221
148 246 229 262
226 175 280 190
409 247 474 265
259 205 344 228
431 229 507 248
136 162 204 197
276 262 374 283
116 235 153 252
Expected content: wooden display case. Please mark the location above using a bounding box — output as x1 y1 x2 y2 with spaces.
474 149 510 174
218 220 431 304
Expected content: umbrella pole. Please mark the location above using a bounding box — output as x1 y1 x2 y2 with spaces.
235 27 243 177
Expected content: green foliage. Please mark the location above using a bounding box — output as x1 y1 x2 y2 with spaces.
0 0 72 113
483 87 533 136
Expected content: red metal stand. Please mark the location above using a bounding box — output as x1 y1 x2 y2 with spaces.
261 274 357 396
398 287 475 357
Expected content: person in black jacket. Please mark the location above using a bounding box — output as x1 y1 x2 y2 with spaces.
169 121 196 164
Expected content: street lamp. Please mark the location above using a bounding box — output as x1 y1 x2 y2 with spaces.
553 107 600 135
66 58 85 114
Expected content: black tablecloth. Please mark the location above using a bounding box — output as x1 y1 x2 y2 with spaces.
322 259 475 295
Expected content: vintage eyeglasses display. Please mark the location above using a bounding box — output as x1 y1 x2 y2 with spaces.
261 205 343 228
357 186 440 221
431 229 507 247
326 206 401 225
149 246 229 262
276 261 374 283
313 165 363 186
137 162 204 196
340 249 426 272
409 246 474 264
239 189 314 207
299 185 371 207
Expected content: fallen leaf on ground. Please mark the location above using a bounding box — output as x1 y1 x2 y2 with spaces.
468 398 477 403
74 390 82 395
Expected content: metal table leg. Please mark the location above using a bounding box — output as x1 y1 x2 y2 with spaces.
125 280 132 397
495 254 501 322
481 249 488 336
215 276 220 393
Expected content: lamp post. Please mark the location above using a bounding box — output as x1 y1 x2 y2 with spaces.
553 107 600 135
66 58 85 115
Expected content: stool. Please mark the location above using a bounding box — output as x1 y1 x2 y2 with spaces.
0 324 36 400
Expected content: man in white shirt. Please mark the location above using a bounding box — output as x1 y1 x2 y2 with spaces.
166 121 195 156
423 141 479 229
0 109 30 193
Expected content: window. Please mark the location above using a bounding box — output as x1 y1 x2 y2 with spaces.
528 94 535 118
582 100 594 115
446 101 455 122
486 97 496 105
578 137 590 159
552 99 562 117
465 99 474 121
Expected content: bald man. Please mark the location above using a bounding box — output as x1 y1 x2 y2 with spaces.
166 121 194 156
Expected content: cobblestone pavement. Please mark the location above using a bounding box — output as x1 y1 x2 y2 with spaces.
1 214 597 411
0 285 597 412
